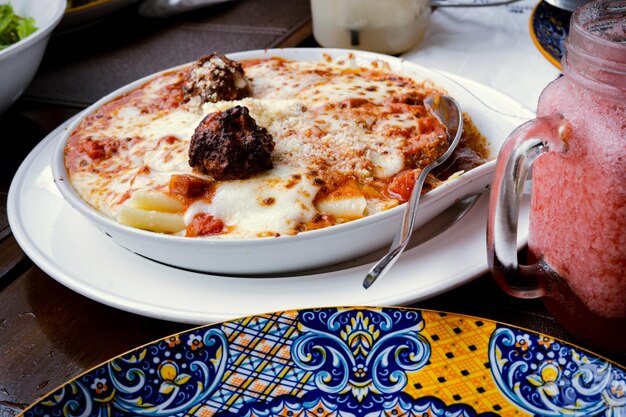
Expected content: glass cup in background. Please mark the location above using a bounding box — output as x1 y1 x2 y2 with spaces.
310 0 432 55
487 0 625 353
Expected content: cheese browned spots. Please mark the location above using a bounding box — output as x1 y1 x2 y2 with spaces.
65 55 489 238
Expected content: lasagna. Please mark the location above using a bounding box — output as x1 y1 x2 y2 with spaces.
64 53 489 239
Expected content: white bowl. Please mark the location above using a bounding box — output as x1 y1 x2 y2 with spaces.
52 48 533 275
0 0 66 115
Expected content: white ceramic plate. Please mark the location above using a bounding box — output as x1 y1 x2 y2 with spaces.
50 48 533 275
8 114 530 325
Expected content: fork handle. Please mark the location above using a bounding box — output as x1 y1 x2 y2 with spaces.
362 240 408 288
363 167 430 289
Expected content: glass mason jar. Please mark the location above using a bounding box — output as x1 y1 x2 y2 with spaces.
487 0 625 353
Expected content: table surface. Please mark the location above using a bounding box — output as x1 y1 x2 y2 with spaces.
1 1 624 415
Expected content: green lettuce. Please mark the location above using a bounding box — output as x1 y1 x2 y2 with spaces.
0 3 38 51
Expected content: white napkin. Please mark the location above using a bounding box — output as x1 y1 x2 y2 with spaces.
401 0 561 112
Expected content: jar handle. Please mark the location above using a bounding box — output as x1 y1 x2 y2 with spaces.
487 113 571 299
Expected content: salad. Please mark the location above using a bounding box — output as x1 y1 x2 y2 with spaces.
0 3 37 50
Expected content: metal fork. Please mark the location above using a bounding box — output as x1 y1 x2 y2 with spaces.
363 95 464 289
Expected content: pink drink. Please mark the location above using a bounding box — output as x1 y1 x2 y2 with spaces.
487 0 626 353
531 76 626 351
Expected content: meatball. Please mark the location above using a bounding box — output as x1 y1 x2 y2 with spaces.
183 53 251 111
188 105 275 180
433 145 486 180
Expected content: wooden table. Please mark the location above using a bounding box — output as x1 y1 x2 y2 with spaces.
1 1 623 415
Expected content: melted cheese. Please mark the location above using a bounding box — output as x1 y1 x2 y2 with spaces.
185 166 318 238
64 55 488 238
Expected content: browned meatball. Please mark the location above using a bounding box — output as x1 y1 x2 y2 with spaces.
434 146 486 180
183 53 251 111
188 106 275 180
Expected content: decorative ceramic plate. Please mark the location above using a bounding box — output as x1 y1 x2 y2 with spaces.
18 306 626 417
530 0 572 69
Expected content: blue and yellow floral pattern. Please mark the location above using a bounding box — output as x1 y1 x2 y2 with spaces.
20 307 626 417
31 327 228 417
490 326 626 416
530 0 572 69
